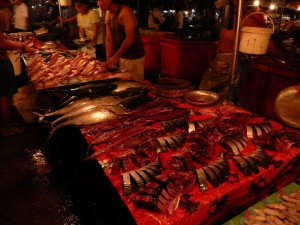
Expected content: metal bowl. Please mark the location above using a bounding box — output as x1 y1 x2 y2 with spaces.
185 90 219 106
73 38 90 46
274 85 300 128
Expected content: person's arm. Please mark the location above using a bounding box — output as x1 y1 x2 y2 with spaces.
105 6 136 67
61 15 77 23
105 13 115 63
79 27 85 39
49 17 60 26
90 22 100 45
0 32 35 53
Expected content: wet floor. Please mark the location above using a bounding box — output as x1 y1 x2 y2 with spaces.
0 121 136 225
0 123 83 225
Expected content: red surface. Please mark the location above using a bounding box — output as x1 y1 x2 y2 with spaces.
159 37 216 81
82 103 300 225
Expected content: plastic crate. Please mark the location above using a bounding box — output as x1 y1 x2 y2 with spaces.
141 34 161 70
160 37 216 81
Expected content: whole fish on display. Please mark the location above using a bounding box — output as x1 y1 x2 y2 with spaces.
48 106 125 140
49 99 125 127
111 80 147 92
48 83 118 96
33 97 90 122
45 77 120 91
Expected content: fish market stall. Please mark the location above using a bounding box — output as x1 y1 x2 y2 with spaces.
33 77 300 224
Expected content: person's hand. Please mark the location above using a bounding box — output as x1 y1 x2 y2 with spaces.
89 39 96 46
24 45 36 54
103 56 118 69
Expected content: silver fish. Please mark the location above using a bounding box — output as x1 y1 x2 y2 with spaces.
33 97 90 123
51 100 124 127
48 106 125 140
36 96 121 124
112 80 147 92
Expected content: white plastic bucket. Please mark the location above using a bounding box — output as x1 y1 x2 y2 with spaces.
239 12 274 55
7 50 21 76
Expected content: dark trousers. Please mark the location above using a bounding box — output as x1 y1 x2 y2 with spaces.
96 44 106 61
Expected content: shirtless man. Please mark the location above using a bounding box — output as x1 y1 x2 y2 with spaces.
98 0 145 81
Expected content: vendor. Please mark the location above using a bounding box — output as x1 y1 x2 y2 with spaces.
198 0 283 98
98 0 145 81
0 0 34 137
75 0 104 60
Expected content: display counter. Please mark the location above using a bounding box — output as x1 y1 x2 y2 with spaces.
80 99 300 225
238 56 300 121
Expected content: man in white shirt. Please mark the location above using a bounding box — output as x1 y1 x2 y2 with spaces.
13 0 28 31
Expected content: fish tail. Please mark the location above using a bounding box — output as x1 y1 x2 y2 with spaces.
80 149 105 163
32 112 45 123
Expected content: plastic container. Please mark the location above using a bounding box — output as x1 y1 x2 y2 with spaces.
239 12 274 55
159 37 216 81
141 34 161 70
141 32 175 70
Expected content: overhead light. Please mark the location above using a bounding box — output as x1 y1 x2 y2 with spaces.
298 6 300 11
270 4 276 10
253 0 260 7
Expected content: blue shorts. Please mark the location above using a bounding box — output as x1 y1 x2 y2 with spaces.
0 59 18 97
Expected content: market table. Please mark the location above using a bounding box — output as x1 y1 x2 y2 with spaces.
80 99 300 225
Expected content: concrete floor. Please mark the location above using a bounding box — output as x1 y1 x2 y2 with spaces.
0 122 136 225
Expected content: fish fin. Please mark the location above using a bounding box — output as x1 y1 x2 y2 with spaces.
32 112 45 123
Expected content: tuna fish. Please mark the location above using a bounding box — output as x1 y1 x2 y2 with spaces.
34 96 122 123
112 80 147 92
48 106 126 140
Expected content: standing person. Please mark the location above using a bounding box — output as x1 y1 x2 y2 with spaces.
171 4 184 30
148 0 164 30
48 0 60 30
98 0 145 81
0 6 11 33
0 0 34 137
75 0 104 60
198 0 283 97
12 0 29 31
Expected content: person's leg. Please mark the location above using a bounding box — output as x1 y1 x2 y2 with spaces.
96 44 105 61
0 60 24 137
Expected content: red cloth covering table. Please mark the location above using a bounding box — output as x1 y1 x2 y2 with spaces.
81 101 300 225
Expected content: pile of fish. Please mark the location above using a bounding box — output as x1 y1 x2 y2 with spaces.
34 80 151 139
26 52 111 88
242 190 300 225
